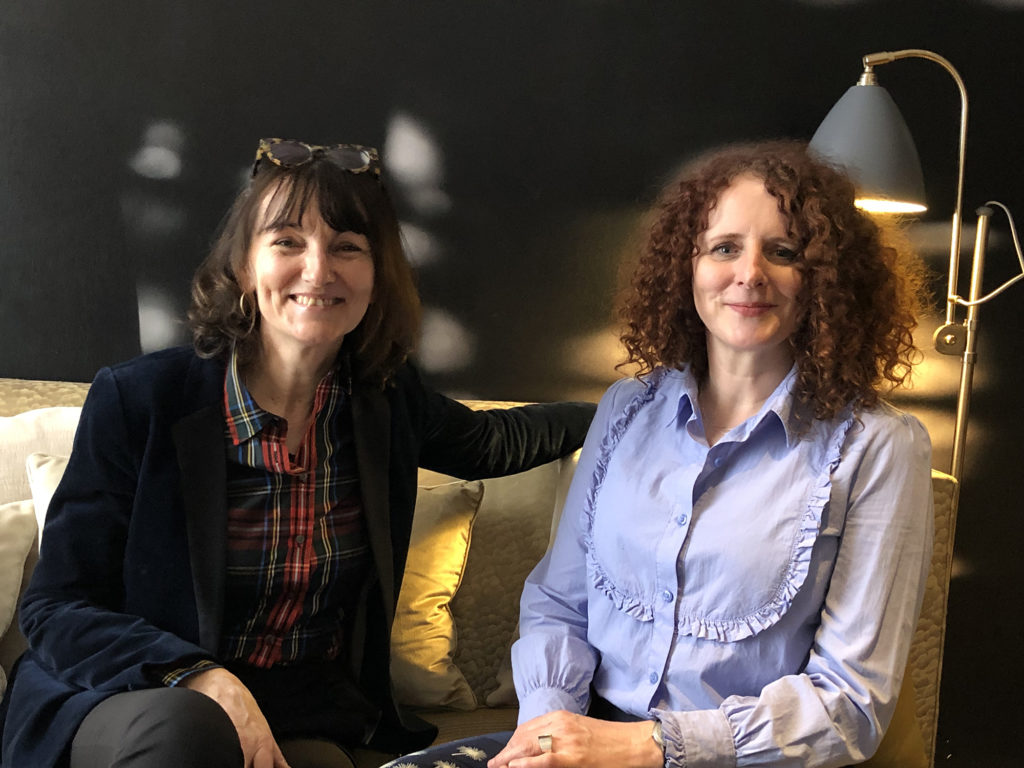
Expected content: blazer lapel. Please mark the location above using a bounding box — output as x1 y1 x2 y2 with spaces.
173 404 227 653
350 386 395 623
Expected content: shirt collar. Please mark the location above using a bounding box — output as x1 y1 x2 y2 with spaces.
672 363 802 447
224 348 274 445
223 348 344 446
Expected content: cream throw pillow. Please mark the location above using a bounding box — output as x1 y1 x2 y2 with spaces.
391 480 484 711
0 407 80 506
0 498 40 693
0 500 38 639
25 453 70 540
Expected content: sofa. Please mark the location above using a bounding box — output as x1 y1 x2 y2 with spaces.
0 376 957 768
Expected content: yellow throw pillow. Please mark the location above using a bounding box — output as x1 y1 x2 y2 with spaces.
391 480 485 710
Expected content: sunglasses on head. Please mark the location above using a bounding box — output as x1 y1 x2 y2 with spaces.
252 138 381 178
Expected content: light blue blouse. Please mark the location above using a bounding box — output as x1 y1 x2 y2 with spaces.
513 366 933 767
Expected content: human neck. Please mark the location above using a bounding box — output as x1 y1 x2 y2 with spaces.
698 348 792 446
244 339 338 418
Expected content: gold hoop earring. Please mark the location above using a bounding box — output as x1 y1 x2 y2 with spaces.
238 292 258 336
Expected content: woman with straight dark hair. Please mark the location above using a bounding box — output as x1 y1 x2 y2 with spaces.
0 139 594 768
385 140 933 768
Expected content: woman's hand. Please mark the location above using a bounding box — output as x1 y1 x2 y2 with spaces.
182 667 291 768
488 711 662 768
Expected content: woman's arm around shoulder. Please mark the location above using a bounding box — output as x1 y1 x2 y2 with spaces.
392 361 598 479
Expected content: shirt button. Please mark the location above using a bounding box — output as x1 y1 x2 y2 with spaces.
649 671 659 684
713 456 723 468
676 514 688 526
662 589 674 603
295 534 306 545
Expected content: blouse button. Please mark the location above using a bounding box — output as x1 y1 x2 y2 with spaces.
713 455 723 468
676 514 688 526
661 589 674 603
648 671 659 684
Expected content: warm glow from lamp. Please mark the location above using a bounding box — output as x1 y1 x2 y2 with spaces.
856 198 928 214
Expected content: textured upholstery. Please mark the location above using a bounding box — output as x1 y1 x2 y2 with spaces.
913 470 958 766
0 378 90 417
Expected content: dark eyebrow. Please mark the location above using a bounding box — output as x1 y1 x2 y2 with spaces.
257 220 302 235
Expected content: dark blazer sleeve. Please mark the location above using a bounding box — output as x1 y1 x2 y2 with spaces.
19 365 210 693
395 363 596 480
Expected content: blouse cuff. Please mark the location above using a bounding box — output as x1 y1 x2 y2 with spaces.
517 686 588 724
653 707 736 768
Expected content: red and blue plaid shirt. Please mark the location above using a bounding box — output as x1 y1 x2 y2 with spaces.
220 351 371 668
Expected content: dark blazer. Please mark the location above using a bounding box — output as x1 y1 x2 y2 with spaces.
0 347 595 768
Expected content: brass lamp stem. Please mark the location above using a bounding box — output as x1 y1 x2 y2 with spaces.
950 207 992 491
863 49 969 328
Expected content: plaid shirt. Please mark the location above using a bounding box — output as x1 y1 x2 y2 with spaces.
219 351 371 668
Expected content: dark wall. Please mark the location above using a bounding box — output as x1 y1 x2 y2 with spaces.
2 1 1021 764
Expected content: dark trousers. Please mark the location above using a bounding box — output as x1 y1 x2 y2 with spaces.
70 688 244 768
69 688 391 768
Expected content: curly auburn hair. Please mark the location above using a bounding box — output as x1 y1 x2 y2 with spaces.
618 140 926 420
188 151 420 386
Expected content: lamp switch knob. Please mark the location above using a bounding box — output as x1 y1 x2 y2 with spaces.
933 322 966 355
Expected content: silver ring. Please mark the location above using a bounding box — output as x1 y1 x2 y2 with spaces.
537 734 553 753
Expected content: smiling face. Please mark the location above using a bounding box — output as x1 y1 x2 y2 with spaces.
244 193 375 367
693 174 804 371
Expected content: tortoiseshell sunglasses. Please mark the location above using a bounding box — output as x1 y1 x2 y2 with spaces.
251 138 381 178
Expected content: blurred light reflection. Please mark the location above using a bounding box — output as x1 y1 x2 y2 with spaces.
418 307 474 373
384 112 451 216
128 120 185 180
400 221 441 267
137 284 185 352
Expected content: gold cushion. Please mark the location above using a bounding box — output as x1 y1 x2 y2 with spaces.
391 480 485 710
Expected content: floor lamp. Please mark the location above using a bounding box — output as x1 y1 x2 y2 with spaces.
809 49 1024 503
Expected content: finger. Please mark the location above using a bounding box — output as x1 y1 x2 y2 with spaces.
490 733 544 768
274 743 292 768
489 741 529 768
507 754 557 768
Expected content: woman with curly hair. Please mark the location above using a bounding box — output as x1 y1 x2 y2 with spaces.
386 141 933 768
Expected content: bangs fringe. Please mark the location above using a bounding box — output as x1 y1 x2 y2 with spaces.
256 167 373 236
